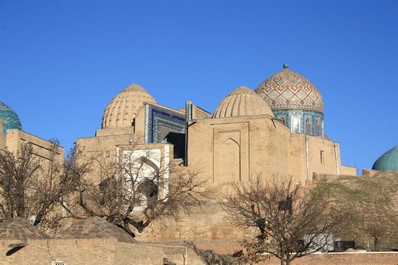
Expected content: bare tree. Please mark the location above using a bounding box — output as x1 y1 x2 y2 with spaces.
0 140 209 238
0 141 76 233
223 177 344 265
61 145 211 237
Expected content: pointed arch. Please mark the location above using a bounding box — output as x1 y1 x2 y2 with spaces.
217 138 241 181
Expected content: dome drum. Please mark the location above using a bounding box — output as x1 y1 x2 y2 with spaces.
274 110 324 137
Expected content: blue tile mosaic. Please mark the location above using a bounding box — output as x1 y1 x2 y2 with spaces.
274 110 323 137
144 104 186 143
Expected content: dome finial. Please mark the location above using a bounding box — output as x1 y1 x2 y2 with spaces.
283 63 289 69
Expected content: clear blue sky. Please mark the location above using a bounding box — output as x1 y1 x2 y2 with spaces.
1 0 397 173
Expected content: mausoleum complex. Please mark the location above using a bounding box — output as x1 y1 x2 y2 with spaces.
1 65 398 264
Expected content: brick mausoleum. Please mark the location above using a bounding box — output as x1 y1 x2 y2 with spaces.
2 65 398 264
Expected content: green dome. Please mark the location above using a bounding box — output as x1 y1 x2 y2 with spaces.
372 146 398 172
0 101 22 134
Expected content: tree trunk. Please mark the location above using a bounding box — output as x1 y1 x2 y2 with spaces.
286 254 291 265
374 236 379 251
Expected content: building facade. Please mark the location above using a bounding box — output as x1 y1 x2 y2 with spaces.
77 65 355 189
74 65 357 244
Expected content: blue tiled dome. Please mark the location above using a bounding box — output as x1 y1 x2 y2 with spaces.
372 146 398 172
0 101 22 134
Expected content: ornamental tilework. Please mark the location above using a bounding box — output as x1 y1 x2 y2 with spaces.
144 104 186 144
255 69 324 114
0 101 22 134
274 110 324 137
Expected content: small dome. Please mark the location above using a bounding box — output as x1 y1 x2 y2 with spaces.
102 84 156 129
0 101 22 134
0 217 49 243
255 66 324 114
213 86 274 118
57 217 136 243
372 146 398 172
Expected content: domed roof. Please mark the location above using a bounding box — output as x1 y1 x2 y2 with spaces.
102 84 156 129
372 146 398 172
255 65 324 114
213 86 274 118
57 217 136 243
0 101 22 134
0 217 49 243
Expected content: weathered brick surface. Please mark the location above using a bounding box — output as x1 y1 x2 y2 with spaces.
113 242 164 265
0 238 206 265
258 252 398 265
1 236 398 264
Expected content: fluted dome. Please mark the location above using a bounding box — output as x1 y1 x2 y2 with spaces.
372 146 398 172
0 101 22 134
102 84 156 129
213 86 274 118
255 65 324 114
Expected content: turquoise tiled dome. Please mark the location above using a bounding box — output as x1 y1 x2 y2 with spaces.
372 146 398 172
0 101 22 134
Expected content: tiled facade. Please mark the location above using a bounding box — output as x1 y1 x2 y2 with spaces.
144 103 186 144
274 110 324 136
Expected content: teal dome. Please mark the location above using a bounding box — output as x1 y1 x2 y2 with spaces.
372 146 398 172
0 101 22 134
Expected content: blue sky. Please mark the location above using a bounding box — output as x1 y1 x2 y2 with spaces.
1 0 397 173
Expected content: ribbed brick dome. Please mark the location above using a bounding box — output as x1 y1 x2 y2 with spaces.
255 65 324 114
57 217 136 243
102 84 156 129
213 86 274 118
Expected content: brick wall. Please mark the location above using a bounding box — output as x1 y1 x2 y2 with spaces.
0 238 117 265
3 238 396 265
259 252 398 265
0 238 206 265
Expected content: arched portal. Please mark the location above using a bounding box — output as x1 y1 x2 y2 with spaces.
217 138 241 181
